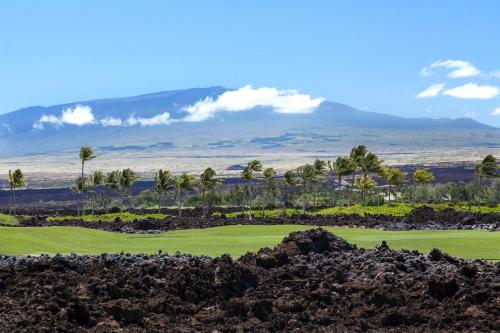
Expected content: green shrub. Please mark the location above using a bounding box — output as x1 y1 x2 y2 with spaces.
48 212 168 223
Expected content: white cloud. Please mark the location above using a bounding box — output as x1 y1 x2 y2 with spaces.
183 85 324 122
416 83 445 98
100 117 123 127
126 112 171 126
442 83 499 99
463 111 478 118
421 60 481 78
34 104 173 129
60 105 95 125
35 104 95 128
491 107 500 116
39 114 60 125
491 71 500 78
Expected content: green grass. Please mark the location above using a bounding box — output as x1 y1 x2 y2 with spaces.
0 225 498 260
217 203 500 218
47 212 168 223
0 214 20 226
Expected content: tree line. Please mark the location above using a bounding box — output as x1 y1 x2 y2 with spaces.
4 146 498 216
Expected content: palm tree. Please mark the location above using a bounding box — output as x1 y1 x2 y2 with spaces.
72 176 84 216
154 169 176 214
382 168 407 203
282 170 297 216
297 164 316 212
475 155 498 207
413 168 434 202
356 175 376 198
312 159 327 208
79 147 96 216
357 152 383 203
262 167 277 211
199 167 220 217
328 156 356 195
240 160 262 220
348 145 367 205
88 170 104 214
176 173 196 217
106 169 138 208
8 169 26 215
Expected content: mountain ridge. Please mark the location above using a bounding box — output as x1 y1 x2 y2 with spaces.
0 87 498 157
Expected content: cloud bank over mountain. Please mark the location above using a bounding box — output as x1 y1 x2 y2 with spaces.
182 85 324 122
32 86 325 129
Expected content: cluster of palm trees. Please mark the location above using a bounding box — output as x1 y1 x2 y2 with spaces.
4 145 497 216
76 147 139 215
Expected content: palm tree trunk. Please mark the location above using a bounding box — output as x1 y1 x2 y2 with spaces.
8 188 13 215
241 183 246 217
337 176 342 205
248 185 252 221
178 188 182 217
202 188 206 218
13 187 16 215
91 189 95 215
282 184 287 217
302 184 307 213
349 174 355 206
80 161 84 216
388 183 391 204
477 177 481 208
158 191 161 214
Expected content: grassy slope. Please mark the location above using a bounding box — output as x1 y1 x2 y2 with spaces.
0 225 498 260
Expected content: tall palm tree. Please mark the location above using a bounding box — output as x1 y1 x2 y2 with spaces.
356 175 376 198
328 156 356 194
9 169 26 215
154 169 176 214
106 169 138 208
199 167 220 217
357 152 384 203
72 176 84 216
88 170 104 214
297 164 316 212
382 168 407 204
176 173 196 217
79 147 96 216
262 167 277 211
312 159 327 208
475 155 498 207
348 145 367 205
282 170 297 216
240 160 262 220
413 168 434 202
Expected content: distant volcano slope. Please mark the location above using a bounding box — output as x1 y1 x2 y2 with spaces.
0 86 498 157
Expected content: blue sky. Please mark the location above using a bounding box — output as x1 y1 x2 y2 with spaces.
1 1 500 126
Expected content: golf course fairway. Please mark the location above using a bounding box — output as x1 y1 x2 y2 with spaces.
0 225 498 260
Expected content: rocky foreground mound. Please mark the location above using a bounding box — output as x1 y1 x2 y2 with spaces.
0 229 498 332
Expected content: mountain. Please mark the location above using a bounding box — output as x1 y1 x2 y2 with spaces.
0 87 498 157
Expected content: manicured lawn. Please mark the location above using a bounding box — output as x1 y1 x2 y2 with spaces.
0 225 498 260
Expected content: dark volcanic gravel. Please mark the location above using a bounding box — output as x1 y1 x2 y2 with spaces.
0 229 498 332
